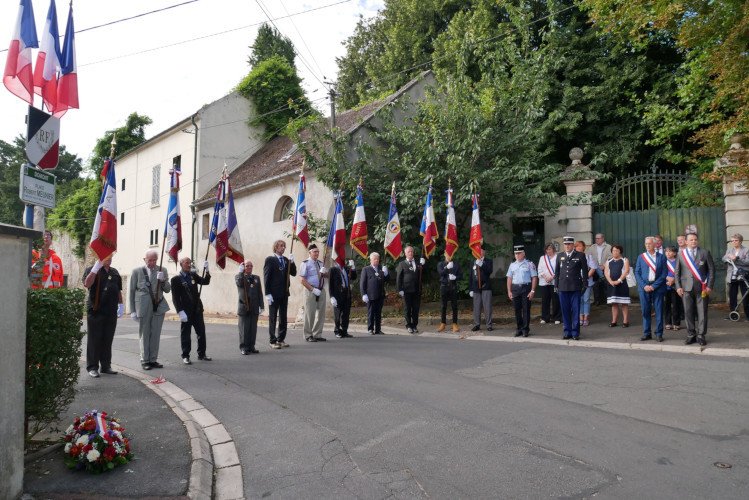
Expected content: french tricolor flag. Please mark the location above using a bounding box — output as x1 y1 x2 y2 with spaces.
444 186 459 259
293 172 310 248
89 159 118 262
420 184 439 259
326 192 347 267
33 0 62 112
350 183 368 259
3 0 38 105
54 3 78 118
469 192 483 259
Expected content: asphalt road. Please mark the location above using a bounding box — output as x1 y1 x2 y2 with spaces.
110 319 749 499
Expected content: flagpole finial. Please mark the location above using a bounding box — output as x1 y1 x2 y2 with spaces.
359 177 363 186
109 135 117 160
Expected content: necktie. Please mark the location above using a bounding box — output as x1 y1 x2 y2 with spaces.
409 260 414 271
343 266 348 287
279 256 285 270
691 249 696 260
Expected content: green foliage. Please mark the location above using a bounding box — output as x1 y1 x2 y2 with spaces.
90 113 152 175
25 288 86 439
248 23 296 68
48 179 101 259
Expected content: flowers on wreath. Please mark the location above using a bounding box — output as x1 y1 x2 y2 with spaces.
62 410 133 473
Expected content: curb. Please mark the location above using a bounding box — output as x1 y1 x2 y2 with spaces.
112 364 244 500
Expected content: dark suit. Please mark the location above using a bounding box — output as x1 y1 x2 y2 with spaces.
674 247 715 339
437 260 463 324
83 265 122 372
360 265 390 332
554 250 588 338
263 254 296 344
469 258 493 328
236 272 264 351
635 251 668 337
329 263 356 336
171 270 211 359
396 259 422 329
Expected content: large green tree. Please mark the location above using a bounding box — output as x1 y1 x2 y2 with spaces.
248 23 296 68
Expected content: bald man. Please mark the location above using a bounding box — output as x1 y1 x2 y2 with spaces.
236 260 265 355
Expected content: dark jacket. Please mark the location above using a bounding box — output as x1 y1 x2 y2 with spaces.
437 260 463 287
171 271 210 318
396 259 422 294
674 247 716 291
554 250 588 292
468 258 493 292
360 265 390 301
235 272 264 316
329 263 357 303
263 254 296 300
634 251 668 292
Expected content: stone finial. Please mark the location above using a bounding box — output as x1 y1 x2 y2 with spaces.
730 133 745 150
569 147 584 164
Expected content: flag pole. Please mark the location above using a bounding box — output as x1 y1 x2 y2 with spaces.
155 233 167 310
200 168 226 296
473 181 482 291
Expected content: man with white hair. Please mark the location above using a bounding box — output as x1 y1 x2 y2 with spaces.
634 236 668 341
171 256 211 364
299 244 329 342
129 250 171 370
236 259 265 355
360 252 390 335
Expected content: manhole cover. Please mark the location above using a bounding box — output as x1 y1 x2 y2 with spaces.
714 462 732 469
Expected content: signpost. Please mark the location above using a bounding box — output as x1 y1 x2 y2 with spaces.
19 165 56 209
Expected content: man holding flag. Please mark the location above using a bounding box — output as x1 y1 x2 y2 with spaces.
397 246 425 334
468 192 493 331
437 184 462 332
328 192 356 338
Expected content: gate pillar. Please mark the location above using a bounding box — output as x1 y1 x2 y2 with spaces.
718 134 749 241
562 148 595 244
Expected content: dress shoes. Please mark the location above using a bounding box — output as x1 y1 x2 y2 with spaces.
572 336 580 341
684 336 696 345
641 335 652 341
375 331 384 335
487 326 493 331
368 330 375 335
100 367 117 375
407 327 414 334
270 343 282 349
698 336 707 346
278 341 290 347
522 332 529 337
88 369 99 378
412 328 419 334
315 337 327 341
471 325 480 332
563 334 572 340
198 355 212 361
656 336 664 342
150 361 164 369
336 333 344 338
305 337 317 342
249 348 259 353
240 349 249 355
514 331 523 337
142 363 152 371
182 357 192 365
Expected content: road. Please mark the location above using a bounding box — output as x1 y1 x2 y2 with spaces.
111 319 749 499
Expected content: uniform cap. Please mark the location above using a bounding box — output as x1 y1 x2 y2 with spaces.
563 236 575 244
513 245 525 253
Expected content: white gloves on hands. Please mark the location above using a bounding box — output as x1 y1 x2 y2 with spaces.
349 260 355 269
265 294 274 305
288 254 294 263
312 288 321 297
449 273 457 281
382 265 388 276
91 260 103 273
260 308 264 315
362 294 369 304
469 291 474 298
446 261 454 269
117 304 124 317
420 258 426 265
178 310 188 322
157 271 165 281
476 258 483 266
131 312 138 322
331 297 338 308
203 261 209 271
239 263 245 273
399 290 405 297
320 266 327 275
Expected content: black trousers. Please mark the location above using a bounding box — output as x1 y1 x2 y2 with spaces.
539 285 561 322
440 285 458 324
181 313 207 358
238 313 258 350
367 297 384 332
86 313 117 371
664 288 683 326
403 291 421 329
729 280 749 318
268 296 288 343
333 293 352 334
512 283 532 333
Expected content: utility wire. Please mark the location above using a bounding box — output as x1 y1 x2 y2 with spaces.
278 0 327 79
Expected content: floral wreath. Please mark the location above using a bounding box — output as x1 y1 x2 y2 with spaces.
62 410 133 473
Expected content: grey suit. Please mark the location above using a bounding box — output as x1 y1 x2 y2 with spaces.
674 248 715 338
129 265 171 364
236 272 264 351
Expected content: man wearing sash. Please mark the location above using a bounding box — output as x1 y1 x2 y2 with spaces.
129 250 171 370
634 237 668 341
236 260 264 355
675 233 715 345
171 257 211 364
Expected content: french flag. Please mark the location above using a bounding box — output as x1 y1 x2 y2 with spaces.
383 184 402 260
224 177 244 265
326 192 347 267
209 177 227 269
444 186 459 259
350 183 368 259
89 159 118 262
469 192 483 259
420 184 439 259
54 3 78 118
293 172 310 248
3 0 38 105
33 0 61 112
164 166 182 262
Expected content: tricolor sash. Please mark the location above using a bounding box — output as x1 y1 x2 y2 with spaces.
641 252 657 273
682 248 707 291
666 260 675 275
543 254 555 277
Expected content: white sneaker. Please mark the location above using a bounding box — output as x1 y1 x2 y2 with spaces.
555 321 561 325
540 320 546 324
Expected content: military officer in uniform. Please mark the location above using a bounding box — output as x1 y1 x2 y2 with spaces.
236 260 265 355
129 250 171 370
396 246 424 334
171 257 212 364
329 258 356 338
554 235 589 340
506 245 537 337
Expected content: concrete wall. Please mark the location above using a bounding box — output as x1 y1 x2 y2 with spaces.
0 224 41 500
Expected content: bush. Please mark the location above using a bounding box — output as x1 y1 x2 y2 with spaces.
26 288 86 439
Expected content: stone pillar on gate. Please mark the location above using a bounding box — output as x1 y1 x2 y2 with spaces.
718 133 749 241
561 147 596 245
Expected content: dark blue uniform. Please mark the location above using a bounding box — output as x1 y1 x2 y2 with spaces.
554 250 588 338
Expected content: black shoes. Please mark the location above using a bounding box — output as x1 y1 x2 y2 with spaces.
150 361 164 369
368 330 375 335
572 336 580 341
88 369 99 378
563 334 572 340
698 336 707 346
316 337 327 341
240 349 249 355
685 336 696 345
182 357 192 365
523 332 529 337
306 337 317 342
514 331 523 337
100 367 117 375
656 336 664 342
375 331 384 335
142 363 151 370
198 355 212 361
471 325 480 332
641 335 652 341
487 326 493 331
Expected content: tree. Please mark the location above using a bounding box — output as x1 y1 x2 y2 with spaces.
248 23 295 69
89 112 152 175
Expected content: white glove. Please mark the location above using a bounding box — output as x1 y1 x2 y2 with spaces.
447 261 454 269
476 259 483 266
131 311 138 322
362 294 369 303
382 265 388 276
265 294 273 305
312 288 321 297
178 310 188 322
320 266 327 275
157 271 165 281
399 290 405 297
259 308 264 315
117 304 124 317
420 258 425 265
203 261 209 271
469 291 474 298
449 273 457 280
331 297 338 308
91 260 103 273
288 254 294 263
349 260 355 269
239 263 245 273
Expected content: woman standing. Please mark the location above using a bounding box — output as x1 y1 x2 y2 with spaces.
537 243 561 324
575 241 598 326
604 243 630 327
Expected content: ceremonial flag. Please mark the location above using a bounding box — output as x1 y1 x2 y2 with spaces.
384 184 402 259
469 192 483 259
293 172 310 248
54 3 78 118
224 177 244 265
3 0 38 105
420 184 439 258
444 185 459 259
350 183 368 259
326 191 346 267
33 0 61 112
164 165 182 262
208 177 227 268
89 159 117 262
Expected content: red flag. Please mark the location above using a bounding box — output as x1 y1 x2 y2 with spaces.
469 192 483 259
350 183 368 259
444 186 459 259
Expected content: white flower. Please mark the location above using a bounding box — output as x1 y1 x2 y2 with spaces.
65 425 74 434
76 434 89 446
111 421 119 429
87 449 100 462
64 443 72 453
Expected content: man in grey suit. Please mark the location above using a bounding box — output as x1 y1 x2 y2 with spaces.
129 250 171 370
236 259 265 355
675 233 715 346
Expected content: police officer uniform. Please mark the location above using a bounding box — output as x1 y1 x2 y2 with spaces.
554 236 589 339
506 245 537 336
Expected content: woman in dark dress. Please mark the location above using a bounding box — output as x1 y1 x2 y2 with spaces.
604 243 630 327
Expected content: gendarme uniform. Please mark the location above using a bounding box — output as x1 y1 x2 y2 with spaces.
506 245 537 336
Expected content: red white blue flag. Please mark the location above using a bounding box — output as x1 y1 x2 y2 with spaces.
89 159 117 262
164 165 182 262
444 185 459 259
420 184 439 259
469 192 483 259
293 172 310 248
208 177 226 267
326 191 346 267
3 0 38 105
350 182 368 259
54 3 78 118
384 184 402 259
33 0 61 112
222 176 244 266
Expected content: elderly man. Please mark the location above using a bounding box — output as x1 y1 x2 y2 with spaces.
299 244 329 342
263 240 296 349
590 233 612 305
635 236 668 341
83 257 124 378
236 260 265 355
723 233 749 321
675 233 716 346
329 258 357 338
469 248 494 331
554 235 588 340
129 250 171 370
396 246 424 334
171 256 211 364
360 252 390 335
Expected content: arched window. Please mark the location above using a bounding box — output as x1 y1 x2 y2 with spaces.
274 196 294 222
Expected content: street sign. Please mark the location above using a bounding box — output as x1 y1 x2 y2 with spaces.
19 165 56 209
25 106 60 170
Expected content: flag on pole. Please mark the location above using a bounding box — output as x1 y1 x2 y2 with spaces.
3 0 38 105
33 0 61 112
469 192 483 259
350 182 368 259
293 172 310 248
208 177 227 268
89 159 117 262
224 176 244 265
444 184 459 259
54 3 78 118
326 191 347 267
164 165 182 262
420 184 439 258
384 184 402 259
